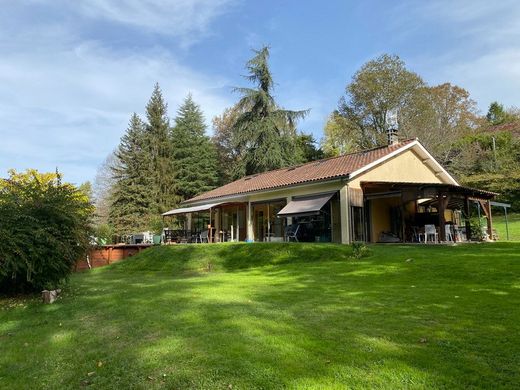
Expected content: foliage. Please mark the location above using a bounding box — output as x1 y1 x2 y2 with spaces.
93 152 118 225
232 46 309 176
400 83 480 165
337 54 424 148
212 106 243 184
350 241 370 258
0 169 93 293
171 94 219 200
2 243 520 388
321 111 362 156
144 83 178 214
93 223 114 245
109 113 153 234
487 101 507 125
295 132 324 162
452 131 520 211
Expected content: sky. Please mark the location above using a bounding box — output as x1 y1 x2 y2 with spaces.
1 0 520 185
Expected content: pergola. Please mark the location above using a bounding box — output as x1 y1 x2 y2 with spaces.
360 181 497 242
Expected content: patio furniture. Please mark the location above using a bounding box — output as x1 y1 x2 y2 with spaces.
284 224 300 242
445 225 454 242
423 224 438 243
199 230 210 243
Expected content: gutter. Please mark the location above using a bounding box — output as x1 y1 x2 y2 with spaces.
182 175 351 207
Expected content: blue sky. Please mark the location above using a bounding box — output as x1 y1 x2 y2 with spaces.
1 0 520 184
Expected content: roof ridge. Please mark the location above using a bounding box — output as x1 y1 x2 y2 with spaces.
184 138 418 204
238 138 416 181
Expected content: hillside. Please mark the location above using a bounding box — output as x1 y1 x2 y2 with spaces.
1 243 520 389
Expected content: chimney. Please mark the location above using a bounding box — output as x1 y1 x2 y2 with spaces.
387 127 399 145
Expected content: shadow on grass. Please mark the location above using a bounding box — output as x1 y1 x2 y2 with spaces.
1 242 520 388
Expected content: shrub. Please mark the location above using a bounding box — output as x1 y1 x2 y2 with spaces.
0 169 94 293
351 242 370 259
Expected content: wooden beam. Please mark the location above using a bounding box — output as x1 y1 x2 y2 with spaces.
486 200 493 240
464 196 471 241
438 194 449 242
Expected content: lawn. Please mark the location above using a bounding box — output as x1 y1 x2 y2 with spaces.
493 212 520 241
1 243 520 389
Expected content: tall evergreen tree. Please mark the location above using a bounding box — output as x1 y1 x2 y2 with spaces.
144 83 178 213
109 113 152 233
232 46 308 176
172 94 218 200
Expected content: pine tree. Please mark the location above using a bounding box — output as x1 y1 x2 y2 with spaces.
172 94 218 200
109 113 152 233
144 83 178 213
232 46 308 176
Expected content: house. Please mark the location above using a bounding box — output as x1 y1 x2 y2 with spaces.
162 138 496 244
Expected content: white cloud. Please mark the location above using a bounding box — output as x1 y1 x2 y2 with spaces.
391 0 520 110
0 2 235 184
77 0 237 45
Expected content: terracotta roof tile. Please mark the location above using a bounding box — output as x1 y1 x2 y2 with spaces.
186 139 416 203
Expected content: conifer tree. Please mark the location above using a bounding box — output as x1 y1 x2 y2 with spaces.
144 83 178 213
109 113 152 233
172 94 218 200
232 46 308 176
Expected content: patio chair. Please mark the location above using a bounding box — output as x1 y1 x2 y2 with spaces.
424 224 438 244
284 224 300 242
199 230 209 243
445 225 454 242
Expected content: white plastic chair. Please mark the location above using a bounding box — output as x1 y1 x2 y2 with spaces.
199 230 209 243
424 224 438 243
445 225 454 242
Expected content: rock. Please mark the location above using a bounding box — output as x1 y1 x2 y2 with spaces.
42 289 59 304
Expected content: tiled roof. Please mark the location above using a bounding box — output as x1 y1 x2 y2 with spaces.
186 139 416 203
485 120 520 137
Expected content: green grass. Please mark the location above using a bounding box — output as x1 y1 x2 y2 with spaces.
1 243 520 389
493 212 520 241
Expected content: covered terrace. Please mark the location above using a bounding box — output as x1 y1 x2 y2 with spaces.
360 181 497 243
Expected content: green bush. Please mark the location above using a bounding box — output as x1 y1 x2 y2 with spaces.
0 170 94 294
351 242 370 259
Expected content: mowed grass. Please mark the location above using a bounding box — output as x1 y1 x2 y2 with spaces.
1 243 520 389
493 212 520 241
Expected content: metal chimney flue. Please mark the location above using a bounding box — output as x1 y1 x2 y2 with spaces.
387 128 398 145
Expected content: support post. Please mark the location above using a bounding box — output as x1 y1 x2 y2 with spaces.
504 206 509 240
247 201 253 241
438 194 448 242
486 200 493 240
464 196 471 241
340 185 350 244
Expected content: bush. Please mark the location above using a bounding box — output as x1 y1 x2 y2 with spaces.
351 242 370 259
0 170 94 294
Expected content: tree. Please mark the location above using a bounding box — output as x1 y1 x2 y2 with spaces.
295 133 324 162
487 101 508 125
109 113 152 234
321 111 362 157
144 83 177 213
400 83 480 165
232 46 309 176
338 54 424 148
0 169 93 293
93 151 118 226
212 105 243 185
171 94 219 200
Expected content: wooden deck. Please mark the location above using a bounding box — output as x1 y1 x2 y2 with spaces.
75 244 153 271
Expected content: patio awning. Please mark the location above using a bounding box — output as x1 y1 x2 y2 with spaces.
162 202 223 216
277 193 334 218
